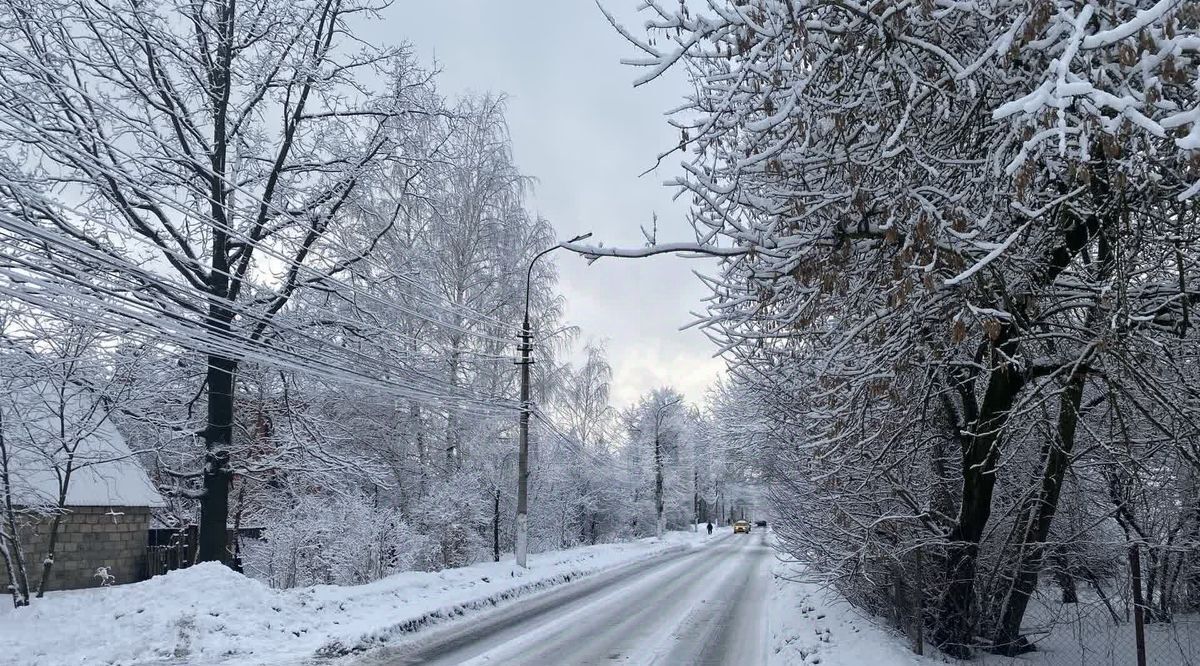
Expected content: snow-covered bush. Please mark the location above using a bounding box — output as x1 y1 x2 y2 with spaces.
414 473 488 570
247 494 422 589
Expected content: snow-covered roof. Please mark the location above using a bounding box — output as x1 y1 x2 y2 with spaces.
4 383 165 508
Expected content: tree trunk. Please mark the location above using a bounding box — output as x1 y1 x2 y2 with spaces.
198 354 236 564
36 400 75 597
0 535 20 608
412 402 427 497
445 349 461 472
0 516 28 607
937 333 1024 657
934 190 1110 655
654 434 664 539
0 422 30 607
493 490 500 562
230 481 247 573
34 510 66 597
992 367 1087 654
197 0 236 566
1052 548 1079 604
1132 544 1149 666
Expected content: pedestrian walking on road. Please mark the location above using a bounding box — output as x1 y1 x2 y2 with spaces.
706 522 713 535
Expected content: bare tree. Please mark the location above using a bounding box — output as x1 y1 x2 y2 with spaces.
0 0 445 563
625 389 686 539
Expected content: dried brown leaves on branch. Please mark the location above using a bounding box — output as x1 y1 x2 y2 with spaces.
617 0 1200 656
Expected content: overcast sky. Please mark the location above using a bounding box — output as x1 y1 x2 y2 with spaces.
370 2 724 408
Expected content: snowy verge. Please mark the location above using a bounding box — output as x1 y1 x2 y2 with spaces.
768 557 935 666
0 530 710 666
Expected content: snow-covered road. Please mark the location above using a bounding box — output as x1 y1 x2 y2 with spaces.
361 531 772 665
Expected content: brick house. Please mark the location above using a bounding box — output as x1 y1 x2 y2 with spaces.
1 386 165 592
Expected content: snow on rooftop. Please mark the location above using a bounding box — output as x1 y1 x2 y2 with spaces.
4 383 164 508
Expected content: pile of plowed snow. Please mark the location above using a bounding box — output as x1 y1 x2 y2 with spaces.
1 532 704 665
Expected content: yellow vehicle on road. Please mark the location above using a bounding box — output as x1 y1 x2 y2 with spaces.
733 520 751 534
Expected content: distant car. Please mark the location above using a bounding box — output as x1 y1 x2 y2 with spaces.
755 520 767 528
733 520 751 534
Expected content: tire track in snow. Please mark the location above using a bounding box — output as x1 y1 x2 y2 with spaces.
359 531 771 665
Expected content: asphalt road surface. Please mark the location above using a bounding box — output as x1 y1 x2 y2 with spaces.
359 531 772 665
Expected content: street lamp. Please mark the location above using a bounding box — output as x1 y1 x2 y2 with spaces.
515 232 591 568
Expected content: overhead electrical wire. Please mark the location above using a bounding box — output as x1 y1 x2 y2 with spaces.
0 40 591 421
0 215 519 415
0 206 514 365
0 265 519 417
0 59 525 346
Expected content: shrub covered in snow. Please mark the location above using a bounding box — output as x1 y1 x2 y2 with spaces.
246 494 423 589
413 473 488 570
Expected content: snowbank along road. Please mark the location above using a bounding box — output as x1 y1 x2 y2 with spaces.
358 531 772 665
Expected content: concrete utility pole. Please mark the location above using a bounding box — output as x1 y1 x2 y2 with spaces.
516 232 590 568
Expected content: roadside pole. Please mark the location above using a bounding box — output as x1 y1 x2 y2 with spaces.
515 314 532 568
516 233 591 569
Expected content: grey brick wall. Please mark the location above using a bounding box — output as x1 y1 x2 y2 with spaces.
1 506 151 591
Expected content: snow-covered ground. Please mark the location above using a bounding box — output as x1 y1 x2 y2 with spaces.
971 594 1200 666
768 559 933 666
767 556 1200 666
7 528 1176 666
0 531 707 666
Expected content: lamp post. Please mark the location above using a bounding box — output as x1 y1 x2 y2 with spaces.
515 232 591 568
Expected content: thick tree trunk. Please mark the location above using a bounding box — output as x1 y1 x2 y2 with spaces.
196 0 236 567
992 367 1087 654
198 354 236 564
937 334 1024 657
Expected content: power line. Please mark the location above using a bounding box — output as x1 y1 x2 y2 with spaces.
0 245 520 416
0 60 524 344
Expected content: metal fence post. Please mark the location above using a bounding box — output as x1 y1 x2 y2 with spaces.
914 548 924 656
1130 542 1148 666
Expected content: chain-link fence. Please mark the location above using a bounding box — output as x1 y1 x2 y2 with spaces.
877 544 1200 665
959 595 1200 665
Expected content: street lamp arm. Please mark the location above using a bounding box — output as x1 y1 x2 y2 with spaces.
560 241 751 262
524 232 592 326
524 245 562 326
